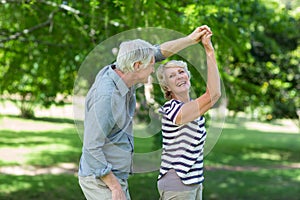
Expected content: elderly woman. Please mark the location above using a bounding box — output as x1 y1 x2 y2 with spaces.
156 26 221 200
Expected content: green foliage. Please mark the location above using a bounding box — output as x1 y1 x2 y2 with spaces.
0 0 299 119
0 2 89 117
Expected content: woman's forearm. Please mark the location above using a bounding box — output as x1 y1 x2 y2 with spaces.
206 49 221 105
175 47 221 125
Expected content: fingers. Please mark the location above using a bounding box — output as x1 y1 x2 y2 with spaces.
203 31 213 38
198 29 208 38
189 25 213 44
201 31 213 46
197 25 212 35
204 33 213 42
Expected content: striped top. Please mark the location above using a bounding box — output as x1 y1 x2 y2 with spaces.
158 99 207 185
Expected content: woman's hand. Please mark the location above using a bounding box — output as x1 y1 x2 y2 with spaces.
200 26 214 52
188 25 214 51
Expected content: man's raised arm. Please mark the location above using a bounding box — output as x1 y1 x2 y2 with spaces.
160 26 210 58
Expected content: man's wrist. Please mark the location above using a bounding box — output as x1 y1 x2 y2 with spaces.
186 35 198 45
109 183 122 192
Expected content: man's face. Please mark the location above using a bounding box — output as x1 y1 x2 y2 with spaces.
138 56 155 83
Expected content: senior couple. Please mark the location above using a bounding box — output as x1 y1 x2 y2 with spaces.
78 25 221 200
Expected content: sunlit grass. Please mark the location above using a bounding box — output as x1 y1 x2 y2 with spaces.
0 175 85 200
242 152 282 161
0 178 32 194
130 117 300 200
205 125 300 167
0 115 299 200
204 169 300 200
0 122 82 167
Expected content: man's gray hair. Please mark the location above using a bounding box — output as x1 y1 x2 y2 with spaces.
116 39 155 73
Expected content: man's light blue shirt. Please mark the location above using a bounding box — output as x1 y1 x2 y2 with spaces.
78 45 165 180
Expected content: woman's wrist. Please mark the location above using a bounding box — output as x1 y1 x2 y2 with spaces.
205 47 215 55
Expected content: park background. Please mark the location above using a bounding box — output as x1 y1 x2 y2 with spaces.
0 0 299 199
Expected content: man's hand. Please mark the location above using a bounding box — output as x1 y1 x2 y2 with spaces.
111 187 127 200
188 25 212 44
101 172 127 200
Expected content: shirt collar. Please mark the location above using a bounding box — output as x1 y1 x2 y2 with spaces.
108 64 129 97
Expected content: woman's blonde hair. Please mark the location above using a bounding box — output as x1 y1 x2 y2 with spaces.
156 60 190 100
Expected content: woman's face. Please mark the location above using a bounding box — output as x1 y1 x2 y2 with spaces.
164 67 190 96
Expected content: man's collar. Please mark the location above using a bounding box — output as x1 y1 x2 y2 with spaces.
108 64 129 96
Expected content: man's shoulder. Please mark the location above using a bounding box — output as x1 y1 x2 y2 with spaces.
94 66 116 90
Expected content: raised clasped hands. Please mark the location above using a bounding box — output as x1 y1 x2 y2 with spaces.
188 25 214 50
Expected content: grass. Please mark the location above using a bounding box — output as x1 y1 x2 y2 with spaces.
203 169 300 200
0 128 81 167
0 115 299 200
205 125 300 167
0 175 84 200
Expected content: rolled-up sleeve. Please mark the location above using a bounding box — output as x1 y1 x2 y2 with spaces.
82 93 115 178
154 44 166 62
160 100 183 125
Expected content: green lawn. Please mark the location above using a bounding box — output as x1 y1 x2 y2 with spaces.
0 115 299 200
200 118 300 200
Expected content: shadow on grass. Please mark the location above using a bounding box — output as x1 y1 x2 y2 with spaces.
204 169 300 200
128 172 160 200
0 174 85 200
205 125 300 167
1 115 299 200
2 114 78 124
0 128 82 166
33 116 77 124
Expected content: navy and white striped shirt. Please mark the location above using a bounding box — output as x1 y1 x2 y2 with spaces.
158 99 207 185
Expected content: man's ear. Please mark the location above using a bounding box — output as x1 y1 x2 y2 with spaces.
133 61 142 71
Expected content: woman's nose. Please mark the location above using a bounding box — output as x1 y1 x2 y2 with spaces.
177 73 183 79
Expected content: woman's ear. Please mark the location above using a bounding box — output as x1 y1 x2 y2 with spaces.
163 86 171 92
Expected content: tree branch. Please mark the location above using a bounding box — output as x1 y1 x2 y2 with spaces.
1 0 80 14
0 9 58 43
0 0 81 44
39 0 80 15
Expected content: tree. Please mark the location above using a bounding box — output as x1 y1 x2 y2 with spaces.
177 0 299 119
0 1 95 117
0 0 299 119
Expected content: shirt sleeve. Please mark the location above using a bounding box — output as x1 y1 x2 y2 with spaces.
159 99 183 124
154 44 166 62
83 92 115 178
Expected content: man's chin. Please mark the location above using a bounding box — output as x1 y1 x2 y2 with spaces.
144 76 153 84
